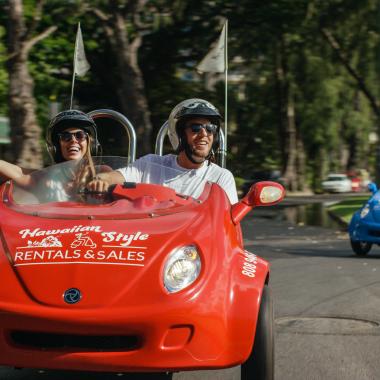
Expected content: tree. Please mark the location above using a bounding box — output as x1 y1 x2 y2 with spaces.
0 26 8 116
88 0 156 155
4 0 56 168
313 0 380 179
219 0 378 190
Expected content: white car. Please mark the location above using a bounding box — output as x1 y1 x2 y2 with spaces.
322 174 352 193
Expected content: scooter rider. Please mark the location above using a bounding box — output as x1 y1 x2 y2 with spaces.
87 99 238 204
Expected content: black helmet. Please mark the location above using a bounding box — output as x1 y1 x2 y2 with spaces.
168 98 222 151
46 110 99 163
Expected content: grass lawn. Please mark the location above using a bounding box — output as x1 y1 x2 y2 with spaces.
328 195 370 224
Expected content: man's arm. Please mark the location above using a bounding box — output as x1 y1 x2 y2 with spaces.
86 170 125 192
217 170 239 205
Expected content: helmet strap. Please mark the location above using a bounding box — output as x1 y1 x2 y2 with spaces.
207 149 215 166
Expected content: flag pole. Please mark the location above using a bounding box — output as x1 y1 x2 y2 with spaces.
70 66 76 110
224 19 228 167
70 24 79 110
195 20 228 167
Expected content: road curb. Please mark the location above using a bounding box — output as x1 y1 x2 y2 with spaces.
327 210 348 229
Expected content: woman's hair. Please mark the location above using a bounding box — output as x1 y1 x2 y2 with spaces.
72 135 96 193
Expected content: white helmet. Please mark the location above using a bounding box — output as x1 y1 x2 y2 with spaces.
168 98 222 150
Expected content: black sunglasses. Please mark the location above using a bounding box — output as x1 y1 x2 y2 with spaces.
58 131 88 142
187 123 218 134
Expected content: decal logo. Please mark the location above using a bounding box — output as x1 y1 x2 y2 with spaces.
242 250 258 278
27 236 62 248
19 225 103 239
70 233 97 249
101 231 149 247
63 288 82 304
14 226 151 267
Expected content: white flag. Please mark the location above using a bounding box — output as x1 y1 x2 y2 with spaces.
196 22 227 73
73 23 90 77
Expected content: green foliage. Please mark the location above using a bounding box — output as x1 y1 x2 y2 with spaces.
0 26 8 115
1 0 380 185
328 195 370 224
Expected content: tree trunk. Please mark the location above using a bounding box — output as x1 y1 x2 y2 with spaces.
275 36 298 191
313 146 327 192
282 89 298 191
296 135 308 192
7 0 43 169
100 2 153 156
274 41 286 166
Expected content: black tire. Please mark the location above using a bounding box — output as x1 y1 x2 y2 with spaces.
132 373 172 379
241 284 274 380
350 240 372 256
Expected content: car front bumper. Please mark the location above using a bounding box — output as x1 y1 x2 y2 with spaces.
350 219 380 243
322 185 349 193
0 253 267 374
0 302 255 372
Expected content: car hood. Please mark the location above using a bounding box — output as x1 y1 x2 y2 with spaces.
0 199 220 308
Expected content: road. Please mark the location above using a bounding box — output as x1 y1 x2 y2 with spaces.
244 204 380 380
1 195 379 380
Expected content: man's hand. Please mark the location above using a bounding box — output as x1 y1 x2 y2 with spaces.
86 171 125 193
86 177 110 193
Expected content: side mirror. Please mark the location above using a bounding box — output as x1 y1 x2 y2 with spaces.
368 182 377 194
231 181 285 224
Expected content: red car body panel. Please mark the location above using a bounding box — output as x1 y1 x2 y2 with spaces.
0 182 269 372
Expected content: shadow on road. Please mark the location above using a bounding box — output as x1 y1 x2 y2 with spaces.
0 368 172 380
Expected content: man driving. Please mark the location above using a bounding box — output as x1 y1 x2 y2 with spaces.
87 98 238 204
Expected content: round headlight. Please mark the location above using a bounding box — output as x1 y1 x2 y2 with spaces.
360 205 370 219
163 245 201 293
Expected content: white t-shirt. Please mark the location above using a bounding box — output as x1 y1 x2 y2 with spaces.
117 154 238 204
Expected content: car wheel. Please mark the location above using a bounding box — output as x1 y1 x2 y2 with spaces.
350 240 372 256
241 284 274 380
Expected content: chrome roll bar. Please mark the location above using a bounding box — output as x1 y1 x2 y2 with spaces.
154 121 168 157
88 109 136 163
154 121 226 168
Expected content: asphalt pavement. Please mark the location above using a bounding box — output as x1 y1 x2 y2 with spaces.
243 204 380 380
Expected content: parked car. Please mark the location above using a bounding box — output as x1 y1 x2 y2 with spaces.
348 175 361 192
347 169 371 192
357 168 371 190
321 174 352 193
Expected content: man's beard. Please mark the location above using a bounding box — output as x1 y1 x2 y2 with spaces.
185 144 210 164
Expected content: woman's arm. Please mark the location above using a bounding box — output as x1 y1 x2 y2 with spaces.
0 160 35 186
